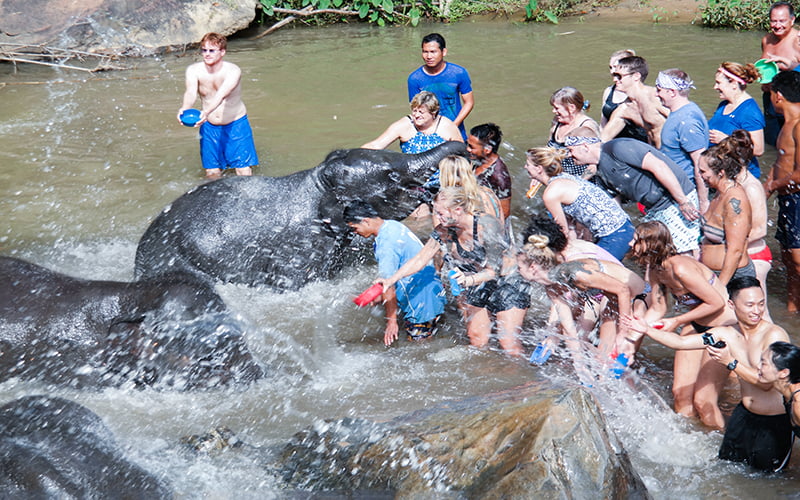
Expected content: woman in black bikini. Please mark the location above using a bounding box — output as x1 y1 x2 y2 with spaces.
376 186 529 356
629 221 736 423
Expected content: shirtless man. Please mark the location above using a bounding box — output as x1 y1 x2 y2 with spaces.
600 56 669 148
764 70 800 312
628 277 792 471
761 2 800 145
178 32 257 179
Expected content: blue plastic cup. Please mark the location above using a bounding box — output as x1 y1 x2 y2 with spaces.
529 343 552 365
610 353 629 379
180 109 202 127
448 269 463 296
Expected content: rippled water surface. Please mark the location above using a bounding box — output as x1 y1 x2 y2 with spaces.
1 16 798 498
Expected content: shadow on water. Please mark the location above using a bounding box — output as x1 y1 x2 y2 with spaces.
2 16 800 497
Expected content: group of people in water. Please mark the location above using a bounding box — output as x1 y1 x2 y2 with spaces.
341 15 800 473
180 15 800 473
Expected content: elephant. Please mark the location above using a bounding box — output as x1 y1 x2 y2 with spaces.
134 141 467 290
0 256 263 389
0 395 171 498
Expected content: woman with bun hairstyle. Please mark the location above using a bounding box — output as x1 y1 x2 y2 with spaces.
524 146 634 261
698 140 754 286
708 61 765 178
516 232 646 371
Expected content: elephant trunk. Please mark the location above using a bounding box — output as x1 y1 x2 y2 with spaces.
405 141 468 179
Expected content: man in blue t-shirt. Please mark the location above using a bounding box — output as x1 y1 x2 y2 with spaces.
345 201 446 345
408 33 474 140
656 68 710 212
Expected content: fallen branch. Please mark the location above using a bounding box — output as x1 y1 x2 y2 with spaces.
256 5 360 38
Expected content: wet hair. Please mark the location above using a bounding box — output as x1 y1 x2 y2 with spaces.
617 56 649 82
772 70 800 103
438 155 484 210
769 341 800 384
422 33 446 49
410 91 440 116
343 201 379 223
661 68 694 97
526 146 568 177
469 123 502 154
718 61 760 89
702 143 745 180
200 32 227 51
435 186 477 215
705 129 754 178
610 49 636 64
770 1 795 18
726 275 762 300
519 234 562 269
522 216 568 253
629 221 677 268
550 87 589 112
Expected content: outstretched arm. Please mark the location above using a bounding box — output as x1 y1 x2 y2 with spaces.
362 117 407 150
376 238 439 289
641 152 699 221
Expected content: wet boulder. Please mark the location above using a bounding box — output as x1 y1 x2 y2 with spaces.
0 395 170 498
278 382 650 498
0 0 258 56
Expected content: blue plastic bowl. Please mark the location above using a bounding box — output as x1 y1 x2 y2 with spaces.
180 109 201 127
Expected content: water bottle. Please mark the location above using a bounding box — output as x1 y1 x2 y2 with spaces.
448 269 463 296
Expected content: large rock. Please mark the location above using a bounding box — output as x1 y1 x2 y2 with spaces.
278 382 650 498
0 0 258 55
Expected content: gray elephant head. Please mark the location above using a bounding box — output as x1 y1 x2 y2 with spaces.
135 142 468 290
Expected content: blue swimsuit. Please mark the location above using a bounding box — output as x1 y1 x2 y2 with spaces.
400 116 446 154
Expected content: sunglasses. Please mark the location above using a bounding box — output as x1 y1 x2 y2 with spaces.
612 72 632 80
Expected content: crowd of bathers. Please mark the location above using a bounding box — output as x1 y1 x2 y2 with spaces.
347 22 800 473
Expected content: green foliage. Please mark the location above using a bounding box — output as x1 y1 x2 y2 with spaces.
445 0 523 21
258 0 435 27
700 0 771 30
524 0 584 24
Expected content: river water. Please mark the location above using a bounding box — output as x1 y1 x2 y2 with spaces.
1 16 799 498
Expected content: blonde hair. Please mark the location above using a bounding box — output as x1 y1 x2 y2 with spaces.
526 147 568 178
519 234 562 269
435 186 478 215
410 91 440 116
438 155 483 208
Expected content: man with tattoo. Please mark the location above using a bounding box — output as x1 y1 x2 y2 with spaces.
764 71 800 312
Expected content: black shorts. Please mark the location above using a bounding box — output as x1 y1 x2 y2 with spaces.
776 192 800 250
718 403 793 472
464 273 531 314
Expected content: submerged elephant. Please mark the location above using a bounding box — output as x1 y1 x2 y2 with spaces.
0 256 263 389
0 395 171 498
135 142 467 289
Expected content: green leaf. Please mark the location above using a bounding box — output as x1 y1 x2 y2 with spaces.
369 10 379 21
382 0 393 14
333 0 343 6
358 2 369 18
319 0 330 8
378 17 385 26
544 10 559 23
410 6 420 25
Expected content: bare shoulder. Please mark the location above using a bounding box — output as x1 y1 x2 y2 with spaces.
763 322 791 343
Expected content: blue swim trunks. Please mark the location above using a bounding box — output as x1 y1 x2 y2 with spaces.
199 115 259 170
